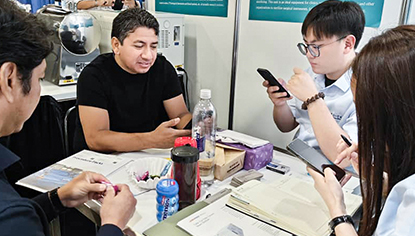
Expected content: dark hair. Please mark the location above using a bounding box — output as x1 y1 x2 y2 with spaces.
352 25 415 235
302 0 365 48
0 0 53 94
111 8 159 44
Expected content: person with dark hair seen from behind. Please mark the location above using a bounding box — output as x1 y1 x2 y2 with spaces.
0 1 136 235
263 0 364 165
309 24 415 236
74 8 191 154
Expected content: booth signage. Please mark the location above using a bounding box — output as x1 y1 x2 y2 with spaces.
156 0 228 17
249 0 385 28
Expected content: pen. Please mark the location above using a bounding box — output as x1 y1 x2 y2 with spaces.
159 161 172 177
340 134 352 147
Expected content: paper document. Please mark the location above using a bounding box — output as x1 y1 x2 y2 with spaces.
17 150 131 192
217 130 269 148
177 193 291 236
226 176 362 236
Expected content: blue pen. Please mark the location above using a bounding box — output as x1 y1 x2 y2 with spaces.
159 161 172 177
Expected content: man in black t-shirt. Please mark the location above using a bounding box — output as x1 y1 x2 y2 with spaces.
74 8 191 153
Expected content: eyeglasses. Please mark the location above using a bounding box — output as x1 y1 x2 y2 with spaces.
297 36 348 57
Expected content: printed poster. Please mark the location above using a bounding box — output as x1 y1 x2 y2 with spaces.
156 0 229 17
249 0 385 28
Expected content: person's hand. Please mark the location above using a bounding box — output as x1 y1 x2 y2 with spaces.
100 184 137 230
335 139 359 175
122 0 137 8
97 0 113 7
150 118 192 148
307 167 347 218
286 67 319 102
57 171 108 208
262 79 292 107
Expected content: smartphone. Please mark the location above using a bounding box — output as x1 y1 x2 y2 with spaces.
184 119 192 130
257 68 290 98
287 139 346 181
112 0 123 10
266 162 290 175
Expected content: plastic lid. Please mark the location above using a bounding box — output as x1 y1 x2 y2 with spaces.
200 89 211 99
174 137 197 148
171 146 199 163
156 179 179 196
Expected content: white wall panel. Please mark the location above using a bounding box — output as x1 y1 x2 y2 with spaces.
148 1 236 129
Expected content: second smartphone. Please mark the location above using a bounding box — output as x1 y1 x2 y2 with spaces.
287 138 346 181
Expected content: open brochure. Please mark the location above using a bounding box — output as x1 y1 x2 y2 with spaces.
177 192 292 236
16 150 132 193
226 176 362 236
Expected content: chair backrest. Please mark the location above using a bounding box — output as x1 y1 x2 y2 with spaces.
64 106 78 157
4 95 65 197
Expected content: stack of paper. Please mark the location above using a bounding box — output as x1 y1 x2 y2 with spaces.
216 130 269 148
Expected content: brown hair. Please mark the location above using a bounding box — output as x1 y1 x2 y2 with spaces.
352 25 415 235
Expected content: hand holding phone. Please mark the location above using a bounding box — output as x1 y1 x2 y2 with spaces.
287 139 346 181
257 68 290 98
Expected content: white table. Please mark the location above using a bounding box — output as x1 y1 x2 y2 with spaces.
40 80 76 102
100 148 359 235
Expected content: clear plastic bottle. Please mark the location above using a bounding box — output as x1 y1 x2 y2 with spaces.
192 89 217 186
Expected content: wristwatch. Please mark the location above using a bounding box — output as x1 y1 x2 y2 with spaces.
48 188 67 213
329 215 354 232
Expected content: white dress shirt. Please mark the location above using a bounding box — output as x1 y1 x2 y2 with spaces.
287 67 357 153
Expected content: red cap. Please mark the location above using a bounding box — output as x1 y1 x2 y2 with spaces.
174 137 197 148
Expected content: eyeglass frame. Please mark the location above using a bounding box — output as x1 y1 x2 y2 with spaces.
297 35 348 57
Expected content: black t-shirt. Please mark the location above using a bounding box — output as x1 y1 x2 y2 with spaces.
73 53 182 152
324 75 336 87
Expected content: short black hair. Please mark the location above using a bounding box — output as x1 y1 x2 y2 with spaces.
302 0 365 48
111 8 159 45
0 0 53 94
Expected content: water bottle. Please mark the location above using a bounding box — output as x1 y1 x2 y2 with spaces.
156 179 179 221
192 89 217 186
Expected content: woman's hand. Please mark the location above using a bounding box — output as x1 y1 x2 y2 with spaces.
335 139 359 175
307 167 347 218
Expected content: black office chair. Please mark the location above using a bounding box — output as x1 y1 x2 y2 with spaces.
3 95 65 198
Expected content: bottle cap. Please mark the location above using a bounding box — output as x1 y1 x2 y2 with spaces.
200 89 211 99
171 145 199 163
174 137 197 148
156 179 179 196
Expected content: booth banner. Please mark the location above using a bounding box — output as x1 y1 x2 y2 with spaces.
249 0 385 28
156 0 229 17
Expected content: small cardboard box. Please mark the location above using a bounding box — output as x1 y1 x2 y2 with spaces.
213 143 246 181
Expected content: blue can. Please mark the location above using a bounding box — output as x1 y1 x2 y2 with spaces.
156 179 179 222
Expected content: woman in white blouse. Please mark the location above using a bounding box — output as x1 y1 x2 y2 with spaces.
309 24 415 236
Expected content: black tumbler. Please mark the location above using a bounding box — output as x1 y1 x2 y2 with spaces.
171 145 199 210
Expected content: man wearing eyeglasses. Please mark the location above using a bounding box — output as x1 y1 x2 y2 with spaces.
263 0 365 163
